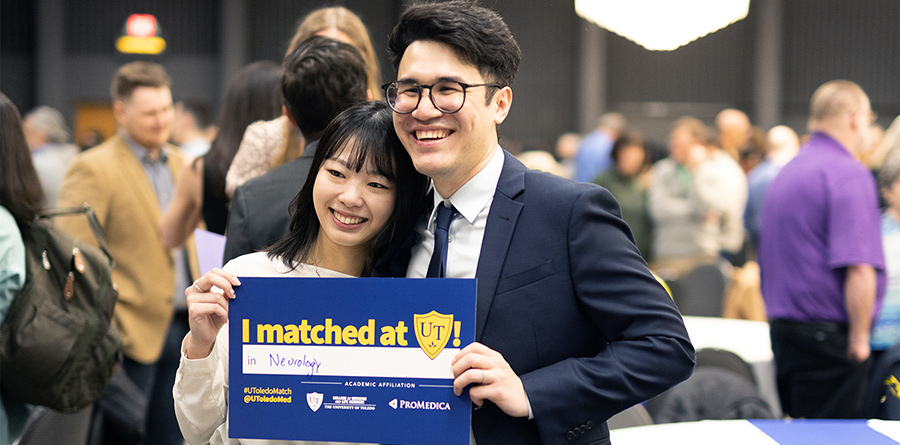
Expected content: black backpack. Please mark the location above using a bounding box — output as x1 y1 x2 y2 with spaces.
0 204 122 413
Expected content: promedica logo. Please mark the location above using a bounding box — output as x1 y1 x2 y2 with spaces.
389 398 451 410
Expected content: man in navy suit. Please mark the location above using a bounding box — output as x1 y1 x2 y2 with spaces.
383 2 694 443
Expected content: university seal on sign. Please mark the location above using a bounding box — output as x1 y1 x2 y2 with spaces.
414 311 454 360
307 392 323 412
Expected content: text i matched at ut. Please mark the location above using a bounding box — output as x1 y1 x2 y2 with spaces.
229 277 476 445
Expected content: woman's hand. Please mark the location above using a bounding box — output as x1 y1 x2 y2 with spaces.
184 268 241 359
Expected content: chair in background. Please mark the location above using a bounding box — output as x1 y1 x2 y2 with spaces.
607 403 653 430
646 347 774 423
648 368 774 423
14 405 92 445
671 262 731 317
695 348 757 387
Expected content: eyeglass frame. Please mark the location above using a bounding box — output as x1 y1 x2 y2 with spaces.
381 80 503 114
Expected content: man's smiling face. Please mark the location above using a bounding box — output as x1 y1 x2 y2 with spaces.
392 40 511 197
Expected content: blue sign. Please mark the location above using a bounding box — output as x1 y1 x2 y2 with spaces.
228 277 477 444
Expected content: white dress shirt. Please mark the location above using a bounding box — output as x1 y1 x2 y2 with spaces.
404 147 530 443
407 146 505 279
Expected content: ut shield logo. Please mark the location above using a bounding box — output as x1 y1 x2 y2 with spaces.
414 310 453 360
306 392 323 412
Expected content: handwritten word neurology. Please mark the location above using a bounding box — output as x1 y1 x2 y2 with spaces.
242 318 409 346
269 353 322 376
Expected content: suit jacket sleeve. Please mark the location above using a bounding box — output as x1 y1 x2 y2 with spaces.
222 184 252 264
519 186 694 443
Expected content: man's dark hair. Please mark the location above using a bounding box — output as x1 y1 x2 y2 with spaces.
282 35 368 141
387 0 522 100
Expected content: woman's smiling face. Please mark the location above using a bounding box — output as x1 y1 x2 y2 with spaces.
312 145 397 254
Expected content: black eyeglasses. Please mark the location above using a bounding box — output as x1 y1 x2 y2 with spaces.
381 80 502 114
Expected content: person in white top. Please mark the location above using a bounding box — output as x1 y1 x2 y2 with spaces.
173 101 428 445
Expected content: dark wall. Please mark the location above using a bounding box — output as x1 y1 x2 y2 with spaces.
1 0 221 121
492 0 580 151
607 5 754 108
783 0 900 116
66 0 218 55
1 0 36 113
2 0 898 148
603 1 756 143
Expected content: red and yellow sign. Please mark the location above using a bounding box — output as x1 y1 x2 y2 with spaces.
116 14 166 54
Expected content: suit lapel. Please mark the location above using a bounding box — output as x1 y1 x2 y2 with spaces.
474 151 525 340
164 145 184 180
113 136 164 225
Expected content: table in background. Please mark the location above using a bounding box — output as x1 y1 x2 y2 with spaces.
610 419 900 445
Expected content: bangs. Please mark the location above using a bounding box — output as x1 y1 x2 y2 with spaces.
321 123 398 182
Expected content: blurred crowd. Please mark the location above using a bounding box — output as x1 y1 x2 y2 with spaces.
1 2 897 445
523 107 896 280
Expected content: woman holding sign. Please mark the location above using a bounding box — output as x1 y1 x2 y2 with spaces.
174 101 428 444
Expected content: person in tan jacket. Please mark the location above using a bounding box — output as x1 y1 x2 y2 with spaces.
56 61 195 444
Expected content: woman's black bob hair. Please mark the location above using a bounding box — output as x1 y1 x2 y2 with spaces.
267 100 428 275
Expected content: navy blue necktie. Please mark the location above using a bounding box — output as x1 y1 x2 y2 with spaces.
427 203 457 278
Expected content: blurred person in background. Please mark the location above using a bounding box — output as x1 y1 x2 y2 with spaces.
573 112 626 183
516 149 569 178
170 100 214 158
743 125 800 257
222 36 368 263
0 92 44 445
554 132 581 179
648 117 719 279
22 106 79 207
871 153 900 360
760 80 885 419
716 108 752 161
872 116 900 208
873 116 900 170
161 61 282 246
863 151 900 420
225 6 383 197
77 128 105 151
56 62 196 444
594 130 653 261
737 126 768 174
699 115 748 266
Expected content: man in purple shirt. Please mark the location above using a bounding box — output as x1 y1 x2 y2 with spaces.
759 80 886 418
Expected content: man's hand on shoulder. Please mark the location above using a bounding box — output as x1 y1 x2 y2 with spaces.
451 342 530 418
